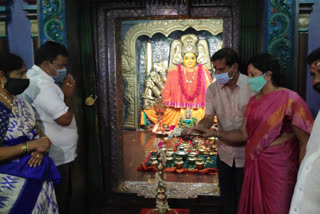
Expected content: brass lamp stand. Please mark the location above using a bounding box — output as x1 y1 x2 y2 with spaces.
146 139 177 214
148 96 177 214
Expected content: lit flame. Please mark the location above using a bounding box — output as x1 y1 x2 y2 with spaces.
153 123 159 133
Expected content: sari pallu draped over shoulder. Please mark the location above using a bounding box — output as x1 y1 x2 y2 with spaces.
0 100 60 213
0 101 60 183
238 89 314 214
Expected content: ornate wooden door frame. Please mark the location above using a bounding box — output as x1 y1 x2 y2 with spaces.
93 0 240 196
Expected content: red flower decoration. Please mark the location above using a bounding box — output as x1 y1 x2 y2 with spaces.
169 125 175 130
158 142 163 148
272 8 278 13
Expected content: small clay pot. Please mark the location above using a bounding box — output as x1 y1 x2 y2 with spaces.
195 158 204 170
175 160 184 169
188 156 196 165
166 156 173 163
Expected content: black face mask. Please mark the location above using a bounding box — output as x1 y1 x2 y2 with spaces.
313 82 320 94
5 78 30 95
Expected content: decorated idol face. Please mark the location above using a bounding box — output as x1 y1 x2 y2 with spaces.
183 52 197 68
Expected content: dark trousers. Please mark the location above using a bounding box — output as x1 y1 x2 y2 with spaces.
217 155 244 214
55 162 73 214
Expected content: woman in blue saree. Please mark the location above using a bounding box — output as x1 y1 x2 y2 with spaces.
0 53 60 213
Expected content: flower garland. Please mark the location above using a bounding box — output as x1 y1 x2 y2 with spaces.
178 64 203 101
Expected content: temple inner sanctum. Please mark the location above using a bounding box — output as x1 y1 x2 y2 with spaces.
119 19 224 200
4 0 318 213
140 33 218 126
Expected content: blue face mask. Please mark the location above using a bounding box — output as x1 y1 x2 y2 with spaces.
248 74 266 92
52 68 67 84
215 66 234 85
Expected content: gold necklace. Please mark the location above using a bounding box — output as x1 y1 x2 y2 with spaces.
0 91 20 115
184 69 197 84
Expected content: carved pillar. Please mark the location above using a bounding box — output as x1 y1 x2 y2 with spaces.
297 0 315 98
264 0 298 90
38 0 67 46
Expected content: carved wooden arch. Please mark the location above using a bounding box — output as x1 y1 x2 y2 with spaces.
122 19 223 128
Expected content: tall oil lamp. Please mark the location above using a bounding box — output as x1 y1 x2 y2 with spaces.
146 145 177 214
148 95 177 214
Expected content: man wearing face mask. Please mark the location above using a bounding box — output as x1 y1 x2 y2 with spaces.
181 48 255 214
290 48 320 214
21 41 77 214
191 53 313 214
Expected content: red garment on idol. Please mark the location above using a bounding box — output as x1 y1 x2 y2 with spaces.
238 89 314 214
162 64 212 109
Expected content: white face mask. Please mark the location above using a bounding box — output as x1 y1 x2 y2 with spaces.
52 68 67 84
215 65 234 85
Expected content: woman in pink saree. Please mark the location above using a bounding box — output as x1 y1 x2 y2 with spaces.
193 53 314 214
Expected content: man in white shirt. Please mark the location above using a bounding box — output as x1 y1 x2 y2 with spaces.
21 41 78 214
182 48 255 214
290 48 320 214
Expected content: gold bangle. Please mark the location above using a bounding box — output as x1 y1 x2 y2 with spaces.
21 143 28 154
26 142 30 153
